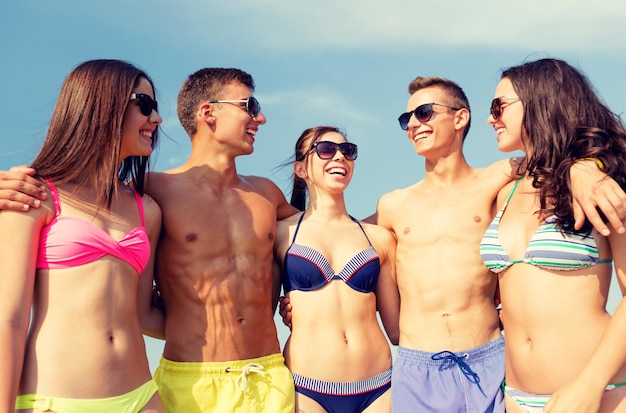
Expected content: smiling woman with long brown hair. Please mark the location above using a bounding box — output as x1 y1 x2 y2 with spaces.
481 58 626 413
0 59 164 413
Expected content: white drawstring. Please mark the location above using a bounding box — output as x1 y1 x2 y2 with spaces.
226 363 267 392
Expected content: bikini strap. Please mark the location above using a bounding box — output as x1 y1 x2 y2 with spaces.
350 215 374 247
132 190 145 226
288 212 306 247
504 177 524 205
44 177 61 216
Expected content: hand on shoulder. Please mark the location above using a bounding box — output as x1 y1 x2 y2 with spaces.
0 165 48 211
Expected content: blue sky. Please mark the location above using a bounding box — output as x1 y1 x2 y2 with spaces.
2 1 625 372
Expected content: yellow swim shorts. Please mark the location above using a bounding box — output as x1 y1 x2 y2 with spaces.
15 379 158 412
154 353 295 413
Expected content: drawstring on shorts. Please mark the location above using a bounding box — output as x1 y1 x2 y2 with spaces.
431 350 485 396
225 363 267 392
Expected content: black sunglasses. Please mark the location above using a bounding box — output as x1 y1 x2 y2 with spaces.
397 102 463 131
490 97 520 120
209 96 261 118
309 141 358 161
130 93 158 116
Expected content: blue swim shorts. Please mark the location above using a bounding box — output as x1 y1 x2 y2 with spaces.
392 336 505 413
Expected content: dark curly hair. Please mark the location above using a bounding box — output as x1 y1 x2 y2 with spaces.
503 58 626 231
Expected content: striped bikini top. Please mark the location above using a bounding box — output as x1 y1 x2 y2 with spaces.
282 213 380 294
480 178 612 273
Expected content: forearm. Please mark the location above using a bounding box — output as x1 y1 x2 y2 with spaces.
575 300 626 391
137 274 165 339
569 159 626 235
140 305 165 340
0 323 28 412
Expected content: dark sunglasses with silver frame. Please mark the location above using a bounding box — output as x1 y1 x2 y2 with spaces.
397 102 463 131
130 93 158 116
209 96 261 118
307 141 358 161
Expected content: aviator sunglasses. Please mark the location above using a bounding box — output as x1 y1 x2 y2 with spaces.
398 102 463 130
209 96 261 118
490 97 520 120
130 93 158 116
308 141 358 161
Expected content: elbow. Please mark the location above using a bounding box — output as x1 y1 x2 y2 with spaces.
388 332 399 346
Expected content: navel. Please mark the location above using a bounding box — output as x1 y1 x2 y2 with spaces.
186 233 198 242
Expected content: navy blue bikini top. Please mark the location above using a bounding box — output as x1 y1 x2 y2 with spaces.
282 213 381 294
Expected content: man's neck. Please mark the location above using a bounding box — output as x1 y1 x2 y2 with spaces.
423 152 472 185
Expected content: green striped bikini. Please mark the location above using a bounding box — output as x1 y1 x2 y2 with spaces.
480 178 612 273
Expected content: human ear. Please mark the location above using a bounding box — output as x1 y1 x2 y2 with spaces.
454 108 470 131
197 103 214 121
294 161 308 179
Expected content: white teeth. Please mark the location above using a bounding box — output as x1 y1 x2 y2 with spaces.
495 128 505 135
327 167 346 176
246 129 256 136
413 132 429 142
140 131 153 138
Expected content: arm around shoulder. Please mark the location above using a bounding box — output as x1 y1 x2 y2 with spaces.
569 161 626 236
0 166 48 211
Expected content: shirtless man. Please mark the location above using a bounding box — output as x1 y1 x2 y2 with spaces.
368 76 626 412
0 68 298 412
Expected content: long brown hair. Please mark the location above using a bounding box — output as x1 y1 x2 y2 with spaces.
503 58 626 231
30 59 158 209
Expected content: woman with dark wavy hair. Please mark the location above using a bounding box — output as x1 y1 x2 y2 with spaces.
480 58 626 413
0 59 164 412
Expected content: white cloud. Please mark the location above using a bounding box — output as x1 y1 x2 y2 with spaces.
260 87 374 123
176 0 626 52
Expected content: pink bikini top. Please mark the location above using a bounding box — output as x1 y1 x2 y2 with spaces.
36 179 150 274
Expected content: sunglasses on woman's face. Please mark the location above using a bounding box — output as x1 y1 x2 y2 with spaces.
130 93 158 116
397 102 463 130
309 141 358 161
209 96 261 118
490 97 520 120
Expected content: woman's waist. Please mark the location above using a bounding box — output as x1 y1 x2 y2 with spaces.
502 310 610 341
19 344 152 398
504 324 616 393
289 319 389 347
505 357 626 396
25 325 147 366
284 344 392 383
